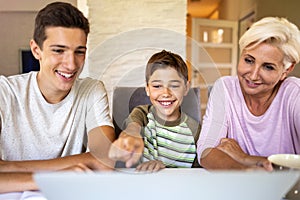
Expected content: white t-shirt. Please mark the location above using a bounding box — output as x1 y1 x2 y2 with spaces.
0 72 113 160
197 76 300 162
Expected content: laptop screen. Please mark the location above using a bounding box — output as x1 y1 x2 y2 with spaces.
34 168 299 200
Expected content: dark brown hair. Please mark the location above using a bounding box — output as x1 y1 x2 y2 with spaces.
33 2 90 49
145 50 188 84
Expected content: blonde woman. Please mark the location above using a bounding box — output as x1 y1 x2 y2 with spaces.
197 17 300 170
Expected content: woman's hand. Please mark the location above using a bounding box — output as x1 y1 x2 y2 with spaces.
216 138 248 162
136 160 165 172
216 138 273 171
252 158 273 171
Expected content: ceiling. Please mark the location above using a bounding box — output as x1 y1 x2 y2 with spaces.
187 0 221 18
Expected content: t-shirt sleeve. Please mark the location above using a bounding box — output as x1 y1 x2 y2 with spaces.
86 81 113 132
123 105 149 129
197 78 229 162
292 88 300 153
185 115 201 142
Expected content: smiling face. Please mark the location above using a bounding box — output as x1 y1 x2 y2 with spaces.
237 43 290 99
146 67 190 121
31 27 87 103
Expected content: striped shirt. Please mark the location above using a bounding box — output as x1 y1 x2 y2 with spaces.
124 105 201 167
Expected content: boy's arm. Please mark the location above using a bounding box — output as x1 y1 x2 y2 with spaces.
0 172 37 194
109 122 144 168
0 126 116 172
0 163 94 194
0 153 100 172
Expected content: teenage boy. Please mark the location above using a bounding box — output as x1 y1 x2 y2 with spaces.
0 2 115 193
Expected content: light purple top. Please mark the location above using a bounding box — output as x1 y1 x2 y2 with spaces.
197 76 300 164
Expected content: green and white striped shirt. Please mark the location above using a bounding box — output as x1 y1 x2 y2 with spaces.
124 105 201 167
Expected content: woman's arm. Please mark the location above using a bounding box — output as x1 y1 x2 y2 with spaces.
200 148 247 170
197 78 228 167
215 138 273 171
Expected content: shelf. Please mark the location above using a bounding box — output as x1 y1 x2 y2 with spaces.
198 42 234 48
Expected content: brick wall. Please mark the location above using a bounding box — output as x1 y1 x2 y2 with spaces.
79 0 187 108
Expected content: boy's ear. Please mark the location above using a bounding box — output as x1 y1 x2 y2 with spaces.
30 39 41 60
184 81 191 96
145 85 150 96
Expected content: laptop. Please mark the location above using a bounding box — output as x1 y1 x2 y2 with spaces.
34 168 299 200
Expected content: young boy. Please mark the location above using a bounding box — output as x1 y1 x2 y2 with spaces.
109 50 201 171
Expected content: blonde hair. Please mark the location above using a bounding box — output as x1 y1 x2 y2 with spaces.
239 17 300 69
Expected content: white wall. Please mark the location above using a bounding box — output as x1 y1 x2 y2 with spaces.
218 0 300 77
0 0 77 76
0 0 76 11
256 0 300 77
2 0 298 78
0 11 36 75
83 0 187 106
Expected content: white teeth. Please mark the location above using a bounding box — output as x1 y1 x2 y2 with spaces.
161 101 172 106
247 80 260 86
246 79 260 86
57 71 74 78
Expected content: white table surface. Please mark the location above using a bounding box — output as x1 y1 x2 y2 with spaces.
2 168 299 200
34 168 299 200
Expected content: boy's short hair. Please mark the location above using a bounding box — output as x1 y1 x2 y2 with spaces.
145 50 188 84
33 2 90 49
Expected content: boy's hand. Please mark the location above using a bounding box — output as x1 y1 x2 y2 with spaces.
136 160 165 172
108 132 144 168
60 163 93 172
